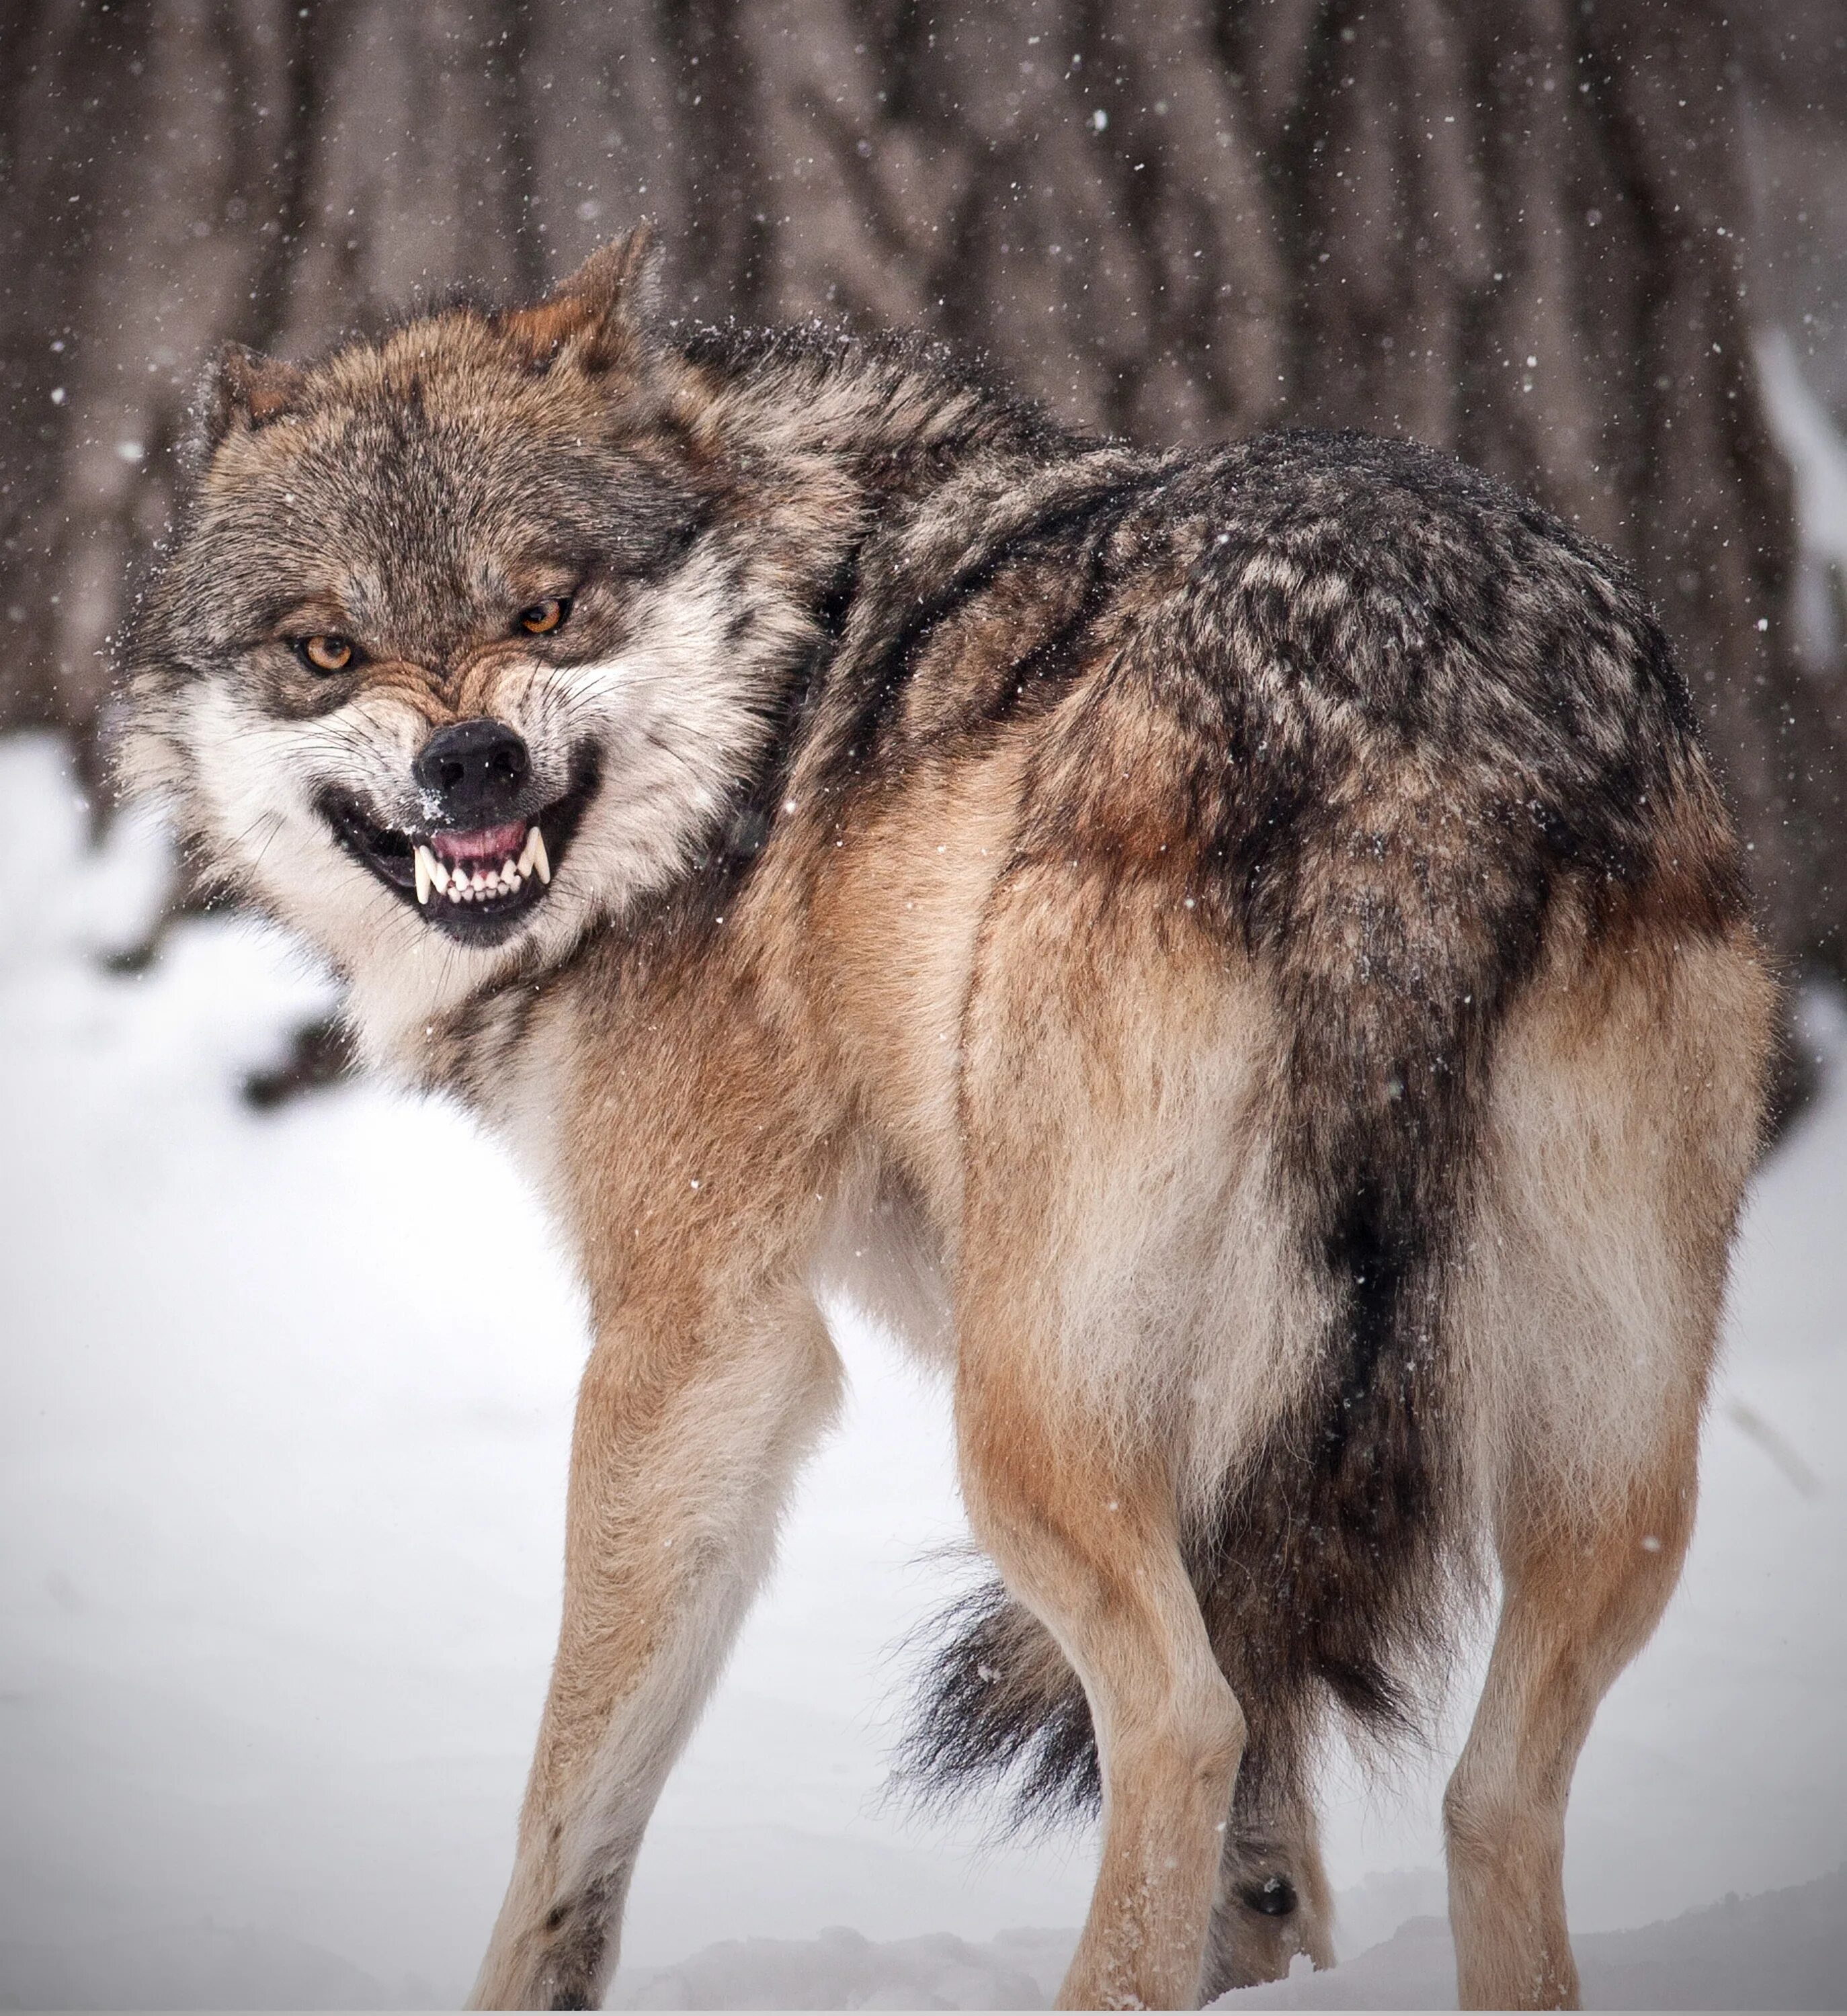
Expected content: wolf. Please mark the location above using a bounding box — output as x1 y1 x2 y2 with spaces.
118 227 1773 2011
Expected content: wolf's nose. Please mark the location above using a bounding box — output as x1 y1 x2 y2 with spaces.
413 718 530 823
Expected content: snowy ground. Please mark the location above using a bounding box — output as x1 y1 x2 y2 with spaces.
1 725 1843 2010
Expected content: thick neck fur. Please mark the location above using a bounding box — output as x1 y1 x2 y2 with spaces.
354 327 1084 1083
679 321 1081 507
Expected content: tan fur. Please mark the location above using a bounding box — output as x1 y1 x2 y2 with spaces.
951 874 1292 2007
471 941 847 2007
1442 915 1774 2009
1215 1801 1338 1989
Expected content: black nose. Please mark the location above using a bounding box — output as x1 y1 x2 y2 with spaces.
413 718 530 823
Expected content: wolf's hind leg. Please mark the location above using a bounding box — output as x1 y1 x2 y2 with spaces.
956 1340 1245 2012
1442 927 1769 2011
1199 1759 1336 1998
468 1279 841 2011
1443 1449 1694 2011
952 885 1306 2009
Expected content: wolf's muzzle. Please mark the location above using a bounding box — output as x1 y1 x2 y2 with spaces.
319 737 600 948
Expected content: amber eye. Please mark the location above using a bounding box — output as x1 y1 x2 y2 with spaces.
295 634 355 673
518 597 571 636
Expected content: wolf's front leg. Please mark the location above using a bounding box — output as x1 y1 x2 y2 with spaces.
468 1276 841 2011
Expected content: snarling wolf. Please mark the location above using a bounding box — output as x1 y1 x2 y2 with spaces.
119 228 1774 2011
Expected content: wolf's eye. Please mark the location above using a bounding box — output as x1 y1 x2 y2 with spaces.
295 634 356 673
519 597 571 636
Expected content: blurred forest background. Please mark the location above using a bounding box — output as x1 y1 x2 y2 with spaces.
4 0 1846 1001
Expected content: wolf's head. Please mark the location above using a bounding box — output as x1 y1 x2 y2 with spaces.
118 228 845 1042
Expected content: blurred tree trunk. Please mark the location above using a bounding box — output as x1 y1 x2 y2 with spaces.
2 0 1840 970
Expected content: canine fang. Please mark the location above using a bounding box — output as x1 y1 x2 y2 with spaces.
117 224 1776 2016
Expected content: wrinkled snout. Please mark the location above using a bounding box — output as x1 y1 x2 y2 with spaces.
315 706 599 943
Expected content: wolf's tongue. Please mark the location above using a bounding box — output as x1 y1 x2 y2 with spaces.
431 819 527 867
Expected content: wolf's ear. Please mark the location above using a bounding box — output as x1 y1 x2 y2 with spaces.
198 342 309 449
557 224 664 329
507 223 663 372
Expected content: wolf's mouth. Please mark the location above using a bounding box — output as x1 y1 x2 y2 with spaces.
319 759 599 945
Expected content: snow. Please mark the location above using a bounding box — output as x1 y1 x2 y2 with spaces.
612 1873 1847 2011
1215 1870 1847 2011
1757 328 1847 665
1 724 1844 2010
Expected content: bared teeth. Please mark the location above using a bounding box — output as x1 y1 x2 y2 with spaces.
411 843 454 905
415 823 552 913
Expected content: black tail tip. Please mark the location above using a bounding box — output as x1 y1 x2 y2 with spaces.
894 1579 1100 1828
